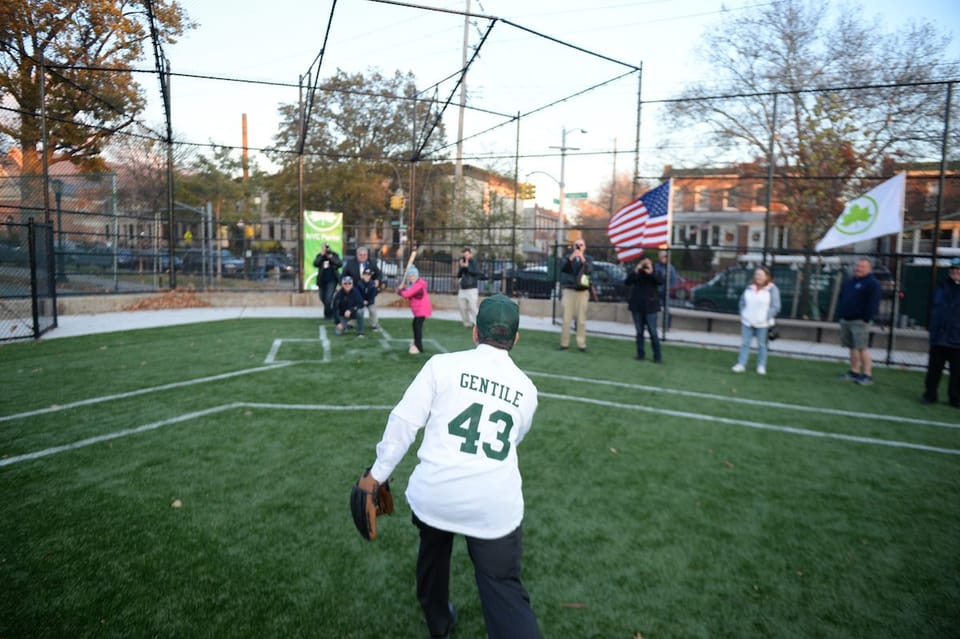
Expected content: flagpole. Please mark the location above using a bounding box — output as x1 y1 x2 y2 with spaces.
886 171 908 365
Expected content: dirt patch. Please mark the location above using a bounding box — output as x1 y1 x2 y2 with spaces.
123 289 213 311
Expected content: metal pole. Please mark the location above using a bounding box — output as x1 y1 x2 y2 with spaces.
632 62 642 199
927 81 953 321
52 179 66 282
763 93 778 267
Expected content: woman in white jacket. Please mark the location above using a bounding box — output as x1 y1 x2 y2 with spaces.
732 266 781 375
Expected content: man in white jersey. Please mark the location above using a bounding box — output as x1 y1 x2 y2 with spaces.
357 294 541 639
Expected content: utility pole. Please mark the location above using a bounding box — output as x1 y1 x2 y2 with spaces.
452 0 470 236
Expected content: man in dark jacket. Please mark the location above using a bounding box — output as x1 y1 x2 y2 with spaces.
332 275 364 336
343 246 381 288
314 243 343 320
922 257 960 407
456 247 483 328
836 258 883 385
625 257 665 362
558 239 594 352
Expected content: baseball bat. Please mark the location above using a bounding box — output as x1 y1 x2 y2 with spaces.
400 244 418 289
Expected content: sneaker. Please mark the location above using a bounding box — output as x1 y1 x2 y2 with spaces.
408 343 420 354
371 325 380 331
838 370 859 381
578 347 588 352
731 364 745 373
557 345 569 351
921 396 935 405
757 365 766 375
357 333 365 339
856 374 873 386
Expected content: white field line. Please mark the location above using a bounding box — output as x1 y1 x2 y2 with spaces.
0 362 294 424
530 371 959 430
540 392 960 456
0 403 393 467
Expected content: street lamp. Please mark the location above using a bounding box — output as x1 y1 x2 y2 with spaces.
51 179 67 282
550 127 586 248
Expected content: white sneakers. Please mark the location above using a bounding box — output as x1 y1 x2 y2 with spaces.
408 342 421 354
732 363 766 374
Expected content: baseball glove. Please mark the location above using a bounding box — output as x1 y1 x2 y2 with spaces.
350 468 394 541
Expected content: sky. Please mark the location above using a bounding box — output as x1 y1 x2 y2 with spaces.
149 0 960 210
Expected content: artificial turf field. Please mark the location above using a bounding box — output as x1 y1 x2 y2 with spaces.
1 316 958 638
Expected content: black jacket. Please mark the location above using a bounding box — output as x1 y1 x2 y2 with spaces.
560 253 594 290
929 278 960 347
331 285 363 318
625 268 664 314
313 250 343 285
343 256 381 284
457 258 482 290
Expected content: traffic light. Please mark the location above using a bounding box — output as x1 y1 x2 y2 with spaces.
526 182 536 200
390 194 405 210
517 182 536 200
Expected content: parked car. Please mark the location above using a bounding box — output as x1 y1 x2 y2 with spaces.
262 254 295 279
507 265 554 298
691 264 842 319
669 275 699 301
180 248 244 276
590 261 628 301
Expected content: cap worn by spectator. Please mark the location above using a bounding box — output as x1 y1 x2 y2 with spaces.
951 257 960 268
363 267 373 275
476 294 520 349
341 275 353 284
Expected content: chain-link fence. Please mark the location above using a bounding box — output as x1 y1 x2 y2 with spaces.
0 219 56 341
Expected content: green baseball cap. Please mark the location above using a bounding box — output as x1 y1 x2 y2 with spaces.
476 294 520 347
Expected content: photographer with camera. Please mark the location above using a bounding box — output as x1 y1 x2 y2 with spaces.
731 266 781 375
456 247 483 328
558 239 594 352
625 256 665 363
313 243 342 320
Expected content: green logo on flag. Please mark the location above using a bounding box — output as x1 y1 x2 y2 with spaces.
834 196 878 236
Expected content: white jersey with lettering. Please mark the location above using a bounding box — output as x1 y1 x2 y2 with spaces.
369 344 539 539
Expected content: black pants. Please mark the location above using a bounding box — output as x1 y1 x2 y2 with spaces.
924 344 960 406
412 317 426 352
412 514 540 639
320 280 337 319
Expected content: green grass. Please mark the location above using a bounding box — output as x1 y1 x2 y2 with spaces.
1 317 958 638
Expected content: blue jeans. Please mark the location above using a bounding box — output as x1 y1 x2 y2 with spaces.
737 324 769 368
631 311 661 361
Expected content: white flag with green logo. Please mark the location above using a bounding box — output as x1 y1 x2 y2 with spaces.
815 172 905 252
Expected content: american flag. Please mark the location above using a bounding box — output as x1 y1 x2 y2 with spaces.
606 180 672 263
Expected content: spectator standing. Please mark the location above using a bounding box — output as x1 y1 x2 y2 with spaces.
731 266 781 375
331 275 364 337
654 251 679 325
399 265 432 354
313 243 342 320
344 246 381 288
354 295 541 639
624 257 664 362
456 247 483 328
922 257 960 407
357 267 380 330
836 258 882 385
558 239 593 352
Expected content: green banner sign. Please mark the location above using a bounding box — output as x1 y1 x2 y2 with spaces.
302 211 343 291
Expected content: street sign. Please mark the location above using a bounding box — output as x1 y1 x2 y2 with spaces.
553 192 588 205
390 221 408 229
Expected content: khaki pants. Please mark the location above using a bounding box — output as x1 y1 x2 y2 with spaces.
561 288 590 349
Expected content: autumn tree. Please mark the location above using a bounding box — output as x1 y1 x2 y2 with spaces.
0 0 193 210
269 68 450 237
662 0 958 250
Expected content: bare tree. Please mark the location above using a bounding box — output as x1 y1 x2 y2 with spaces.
662 0 958 250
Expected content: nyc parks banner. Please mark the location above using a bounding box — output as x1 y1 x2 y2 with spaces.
302 211 343 291
815 173 905 253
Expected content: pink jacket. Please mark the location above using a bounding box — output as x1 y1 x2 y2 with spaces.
399 278 433 318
